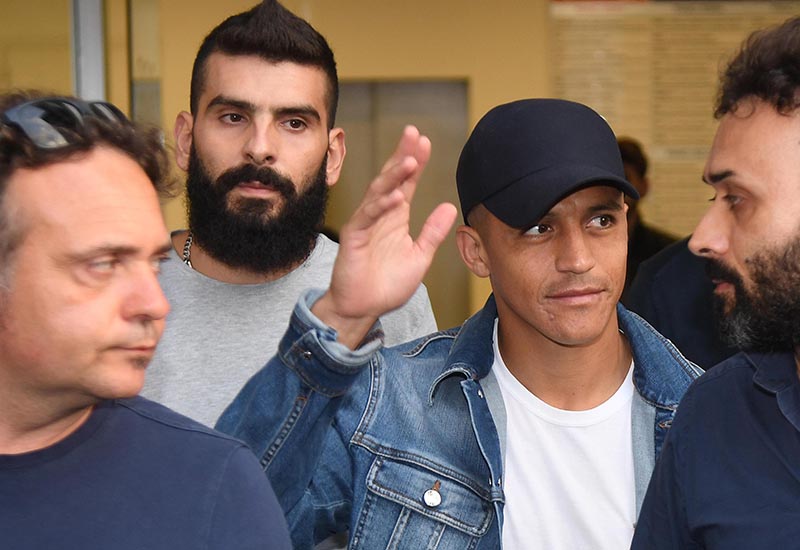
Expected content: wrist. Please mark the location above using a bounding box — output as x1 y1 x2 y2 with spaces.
311 291 379 350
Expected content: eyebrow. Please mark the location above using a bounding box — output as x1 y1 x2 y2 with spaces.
538 199 624 224
703 170 734 185
587 200 624 213
206 95 257 113
272 104 321 124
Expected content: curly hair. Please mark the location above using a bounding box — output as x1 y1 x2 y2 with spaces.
716 16 800 118
0 91 175 279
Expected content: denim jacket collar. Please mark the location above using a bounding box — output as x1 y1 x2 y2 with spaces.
429 296 498 397
619 305 702 410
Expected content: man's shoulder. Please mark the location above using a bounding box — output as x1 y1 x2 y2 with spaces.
668 353 755 424
115 396 250 452
662 353 764 457
690 352 756 392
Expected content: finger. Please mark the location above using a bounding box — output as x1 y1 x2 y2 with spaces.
397 134 431 204
380 126 422 173
349 188 405 233
413 134 432 172
361 155 418 207
414 203 458 259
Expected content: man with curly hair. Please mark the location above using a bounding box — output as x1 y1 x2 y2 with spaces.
632 16 800 549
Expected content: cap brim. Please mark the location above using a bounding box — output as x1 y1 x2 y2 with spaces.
482 164 639 229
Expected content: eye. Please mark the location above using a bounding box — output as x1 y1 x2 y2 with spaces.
588 214 615 229
220 113 245 124
722 194 742 209
523 224 551 236
283 118 307 130
86 257 119 277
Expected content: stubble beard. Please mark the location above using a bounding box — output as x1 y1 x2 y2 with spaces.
707 235 800 352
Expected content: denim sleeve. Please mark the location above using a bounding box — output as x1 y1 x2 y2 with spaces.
630 385 701 550
215 289 382 548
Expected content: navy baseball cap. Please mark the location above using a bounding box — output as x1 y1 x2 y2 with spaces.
456 99 638 228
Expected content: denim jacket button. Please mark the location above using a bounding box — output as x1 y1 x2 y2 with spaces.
423 489 442 508
477 389 484 399
302 350 313 360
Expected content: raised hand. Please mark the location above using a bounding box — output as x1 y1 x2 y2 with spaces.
312 126 458 349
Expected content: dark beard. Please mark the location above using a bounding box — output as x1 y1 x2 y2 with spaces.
707 236 800 352
185 148 328 274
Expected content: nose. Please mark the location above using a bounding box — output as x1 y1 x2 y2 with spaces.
243 122 276 166
554 227 596 274
123 265 171 322
689 205 728 258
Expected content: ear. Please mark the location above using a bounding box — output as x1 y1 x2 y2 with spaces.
173 111 194 172
324 127 346 186
456 225 491 278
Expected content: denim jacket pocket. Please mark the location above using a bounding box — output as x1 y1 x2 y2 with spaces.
349 456 494 549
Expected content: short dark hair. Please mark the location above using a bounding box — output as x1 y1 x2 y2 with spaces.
190 0 339 128
0 90 173 276
617 137 647 179
716 16 800 118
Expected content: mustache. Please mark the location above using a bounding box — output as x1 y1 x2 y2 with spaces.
704 258 743 286
215 164 296 199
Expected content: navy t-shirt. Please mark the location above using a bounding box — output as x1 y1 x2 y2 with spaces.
632 351 800 549
0 397 291 549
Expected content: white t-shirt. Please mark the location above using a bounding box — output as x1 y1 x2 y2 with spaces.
492 321 636 550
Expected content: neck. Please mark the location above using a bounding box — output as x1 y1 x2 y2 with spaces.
173 230 311 284
497 318 632 411
0 391 95 455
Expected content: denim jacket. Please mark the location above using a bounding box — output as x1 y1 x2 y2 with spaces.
217 290 702 549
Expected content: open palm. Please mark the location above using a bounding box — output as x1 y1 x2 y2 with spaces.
312 126 457 349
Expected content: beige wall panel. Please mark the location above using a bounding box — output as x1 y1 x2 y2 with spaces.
0 0 72 93
105 0 131 112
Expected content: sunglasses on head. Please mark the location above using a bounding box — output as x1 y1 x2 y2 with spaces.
0 96 129 150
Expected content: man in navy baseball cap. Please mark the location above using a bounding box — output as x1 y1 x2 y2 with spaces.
457 98 638 227
217 99 699 548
